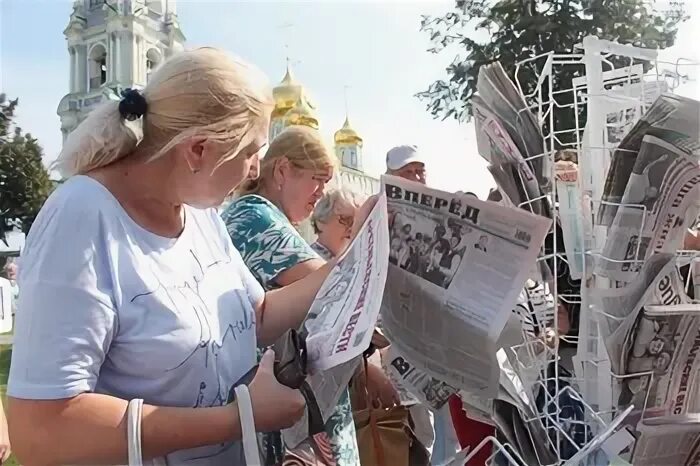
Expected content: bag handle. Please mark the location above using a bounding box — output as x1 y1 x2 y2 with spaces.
127 399 144 466
362 356 386 466
235 384 262 466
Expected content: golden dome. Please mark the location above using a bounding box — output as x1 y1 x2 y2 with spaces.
285 92 319 130
272 65 302 118
334 117 363 146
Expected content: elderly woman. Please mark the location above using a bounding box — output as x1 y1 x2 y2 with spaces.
6 48 373 466
310 188 362 260
222 127 360 465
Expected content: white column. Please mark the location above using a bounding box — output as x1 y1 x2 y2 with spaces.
69 47 76 93
81 44 88 92
121 31 131 84
136 36 143 85
115 32 121 83
106 36 113 82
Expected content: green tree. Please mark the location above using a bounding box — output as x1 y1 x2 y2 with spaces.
417 0 688 134
0 94 53 237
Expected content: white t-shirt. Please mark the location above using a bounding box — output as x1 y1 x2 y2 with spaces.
8 175 264 465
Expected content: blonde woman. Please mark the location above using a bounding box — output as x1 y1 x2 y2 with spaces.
7 48 373 466
222 127 360 466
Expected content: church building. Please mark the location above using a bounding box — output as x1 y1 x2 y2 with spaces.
57 0 185 140
56 0 378 242
269 64 379 198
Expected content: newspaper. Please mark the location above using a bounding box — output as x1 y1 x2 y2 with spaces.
476 62 546 189
605 259 700 428
379 174 551 397
632 420 700 466
381 344 458 410
605 256 688 373
593 253 675 341
282 195 389 448
597 134 700 282
619 304 700 422
472 94 550 219
305 193 390 370
598 93 700 227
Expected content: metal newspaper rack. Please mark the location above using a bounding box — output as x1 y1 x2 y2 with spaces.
454 37 699 465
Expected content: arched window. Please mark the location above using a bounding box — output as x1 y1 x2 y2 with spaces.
88 44 107 90
146 48 162 83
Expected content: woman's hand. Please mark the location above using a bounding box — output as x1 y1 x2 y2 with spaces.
247 349 306 432
350 195 379 240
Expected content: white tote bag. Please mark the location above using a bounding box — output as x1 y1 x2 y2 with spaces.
127 387 261 466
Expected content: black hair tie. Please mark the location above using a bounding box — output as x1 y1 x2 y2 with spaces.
118 88 148 121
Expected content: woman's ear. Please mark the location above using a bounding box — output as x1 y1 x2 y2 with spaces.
181 136 208 174
272 156 290 188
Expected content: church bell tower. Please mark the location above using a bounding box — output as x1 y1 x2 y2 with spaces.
57 0 186 141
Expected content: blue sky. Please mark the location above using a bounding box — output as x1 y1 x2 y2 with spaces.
0 0 494 196
1 1 698 197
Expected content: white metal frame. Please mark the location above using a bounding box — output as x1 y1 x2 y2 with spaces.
460 36 699 465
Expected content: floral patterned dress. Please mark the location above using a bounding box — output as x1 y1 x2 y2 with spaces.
222 194 360 466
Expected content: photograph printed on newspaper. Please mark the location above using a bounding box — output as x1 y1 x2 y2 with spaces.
378 175 551 395
283 194 389 448
597 134 700 282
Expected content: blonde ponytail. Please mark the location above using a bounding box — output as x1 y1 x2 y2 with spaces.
53 47 272 178
53 99 142 178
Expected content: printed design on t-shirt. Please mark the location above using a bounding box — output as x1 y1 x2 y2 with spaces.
129 249 255 411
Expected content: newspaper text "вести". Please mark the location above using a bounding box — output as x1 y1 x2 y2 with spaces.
334 219 375 354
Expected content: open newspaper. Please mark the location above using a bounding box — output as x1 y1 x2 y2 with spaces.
597 134 700 282
378 175 551 398
282 195 390 448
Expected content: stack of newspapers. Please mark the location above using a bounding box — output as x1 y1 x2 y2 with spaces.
473 62 551 219
591 93 700 465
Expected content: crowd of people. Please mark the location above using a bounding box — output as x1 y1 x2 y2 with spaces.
0 47 506 466
4 46 698 466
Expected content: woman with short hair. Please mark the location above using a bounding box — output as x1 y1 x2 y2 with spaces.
7 48 367 466
222 127 361 465
310 188 362 260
